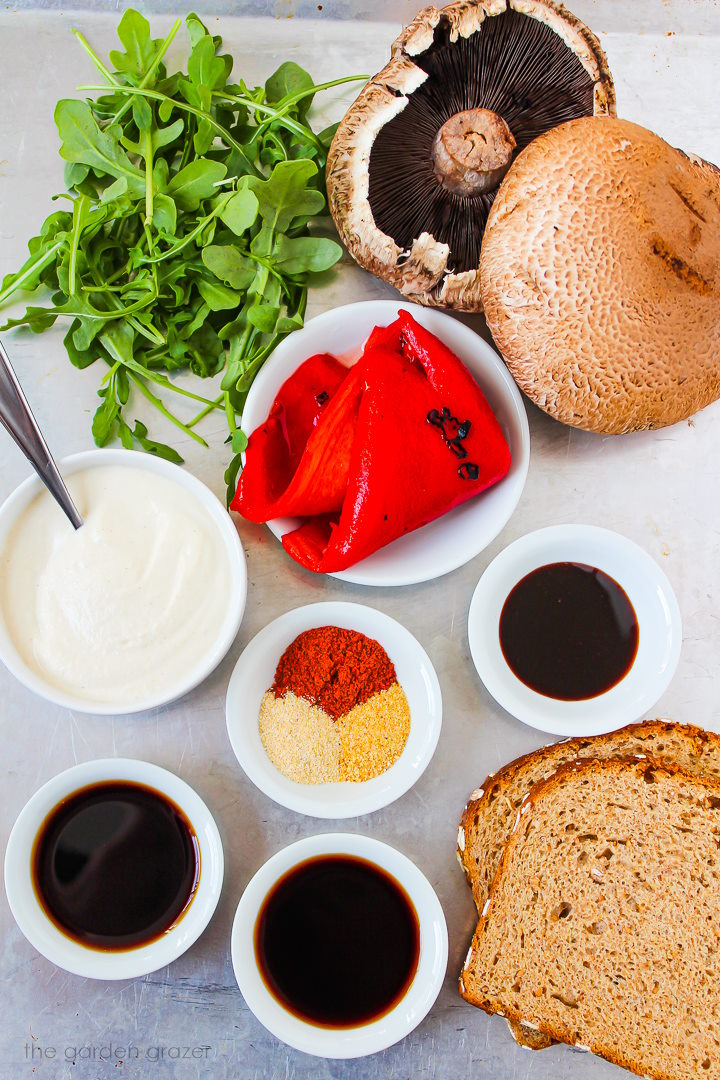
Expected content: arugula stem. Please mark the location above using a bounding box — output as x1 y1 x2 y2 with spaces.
68 194 89 295
143 131 155 226
237 75 368 153
128 370 209 447
187 392 223 428
275 74 368 109
224 391 237 435
72 31 121 87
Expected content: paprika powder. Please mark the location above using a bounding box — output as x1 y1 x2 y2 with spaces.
272 626 396 719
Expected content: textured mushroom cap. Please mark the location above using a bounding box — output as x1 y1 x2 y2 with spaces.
326 0 615 312
480 117 720 433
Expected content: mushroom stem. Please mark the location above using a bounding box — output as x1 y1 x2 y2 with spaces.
432 109 516 197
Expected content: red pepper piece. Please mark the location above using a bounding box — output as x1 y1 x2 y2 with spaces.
280 323 511 572
231 352 344 520
232 353 363 521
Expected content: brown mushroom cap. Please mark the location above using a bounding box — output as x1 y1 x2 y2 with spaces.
327 0 615 311
479 116 720 434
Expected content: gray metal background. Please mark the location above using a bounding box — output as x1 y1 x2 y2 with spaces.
0 2 719 1078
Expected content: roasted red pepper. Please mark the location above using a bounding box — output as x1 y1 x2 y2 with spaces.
232 311 511 573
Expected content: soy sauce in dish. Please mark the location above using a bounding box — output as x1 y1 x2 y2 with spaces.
254 854 420 1027
499 562 639 701
32 781 200 950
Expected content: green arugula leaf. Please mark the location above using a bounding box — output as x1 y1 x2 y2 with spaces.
197 278 245 311
231 429 248 454
218 188 259 236
247 304 279 333
63 320 98 369
201 245 255 290
132 420 184 463
265 62 315 120
109 10 163 84
166 159 227 210
246 159 324 234
271 233 342 275
92 395 120 446
152 192 177 234
55 100 145 198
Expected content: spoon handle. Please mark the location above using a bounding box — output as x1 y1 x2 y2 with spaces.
0 338 83 530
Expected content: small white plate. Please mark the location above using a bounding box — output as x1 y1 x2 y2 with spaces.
238 300 529 586
225 602 442 818
4 759 224 980
468 525 682 737
0 448 247 714
231 833 448 1059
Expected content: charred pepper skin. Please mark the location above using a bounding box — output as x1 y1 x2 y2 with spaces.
233 311 511 573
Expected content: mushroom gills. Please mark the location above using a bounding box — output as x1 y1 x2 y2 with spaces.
368 6 596 274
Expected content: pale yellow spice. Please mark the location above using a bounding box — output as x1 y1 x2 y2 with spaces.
258 690 341 783
338 682 411 783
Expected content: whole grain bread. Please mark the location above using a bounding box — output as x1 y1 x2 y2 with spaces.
460 757 720 1080
457 720 720 1050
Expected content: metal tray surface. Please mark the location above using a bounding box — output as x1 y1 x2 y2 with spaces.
0 4 718 1078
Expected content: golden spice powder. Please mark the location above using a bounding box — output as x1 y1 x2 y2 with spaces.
339 683 411 783
259 690 341 784
258 626 411 786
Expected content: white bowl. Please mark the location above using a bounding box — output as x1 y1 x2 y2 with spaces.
4 758 224 980
239 300 529 586
226 602 442 818
468 525 682 737
0 448 247 714
231 833 447 1058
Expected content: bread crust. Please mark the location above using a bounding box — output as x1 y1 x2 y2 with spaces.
460 756 720 1080
457 720 720 1052
458 719 720 905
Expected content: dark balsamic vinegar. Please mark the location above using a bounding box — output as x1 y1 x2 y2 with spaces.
499 561 639 701
32 781 200 950
254 854 420 1028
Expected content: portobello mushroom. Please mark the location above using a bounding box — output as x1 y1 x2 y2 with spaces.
479 116 720 434
327 0 615 310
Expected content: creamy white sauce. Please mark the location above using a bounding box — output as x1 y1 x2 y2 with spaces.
0 465 233 705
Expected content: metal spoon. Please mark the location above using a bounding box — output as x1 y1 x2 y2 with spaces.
0 337 83 530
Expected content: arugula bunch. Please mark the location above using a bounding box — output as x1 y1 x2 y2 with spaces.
0 10 363 496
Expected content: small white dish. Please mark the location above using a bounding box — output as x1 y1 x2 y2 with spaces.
0 448 247 714
468 525 682 737
225 601 442 819
231 832 448 1058
239 300 529 586
4 758 224 980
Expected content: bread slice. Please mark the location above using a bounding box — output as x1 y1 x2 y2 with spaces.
460 757 720 1080
457 720 720 1051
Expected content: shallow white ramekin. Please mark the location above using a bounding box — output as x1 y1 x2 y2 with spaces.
4 758 224 980
231 832 448 1058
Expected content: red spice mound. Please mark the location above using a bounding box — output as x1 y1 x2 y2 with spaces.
271 626 397 720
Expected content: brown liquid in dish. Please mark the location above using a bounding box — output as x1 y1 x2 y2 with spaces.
499 561 639 701
32 781 200 951
254 854 420 1028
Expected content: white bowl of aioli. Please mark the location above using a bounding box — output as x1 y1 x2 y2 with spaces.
0 449 247 714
